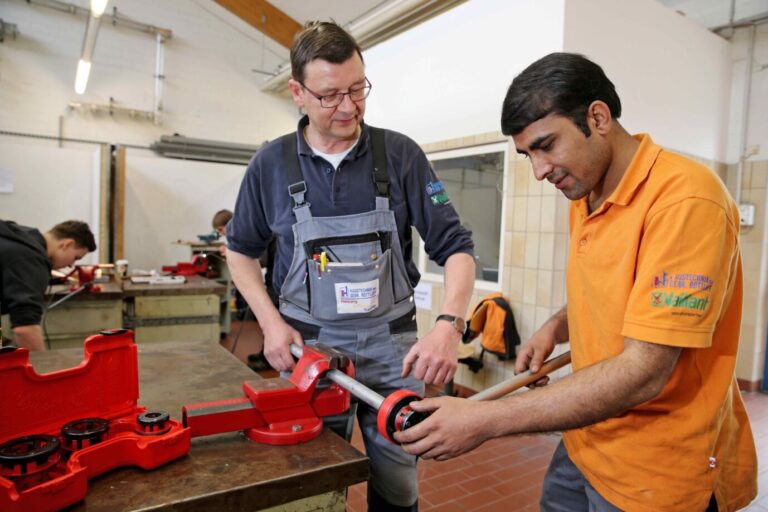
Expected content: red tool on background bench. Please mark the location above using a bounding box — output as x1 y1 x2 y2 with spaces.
183 344 429 445
161 254 209 276
0 330 190 512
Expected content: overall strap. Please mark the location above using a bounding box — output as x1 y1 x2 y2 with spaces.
282 133 312 222
369 127 390 211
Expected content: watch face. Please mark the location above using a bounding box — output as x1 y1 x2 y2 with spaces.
454 317 467 333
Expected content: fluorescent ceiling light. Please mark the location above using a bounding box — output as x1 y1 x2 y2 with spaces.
75 59 91 95
90 0 109 18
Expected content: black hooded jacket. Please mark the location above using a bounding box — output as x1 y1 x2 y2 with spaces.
0 220 51 328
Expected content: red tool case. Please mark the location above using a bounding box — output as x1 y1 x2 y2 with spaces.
0 329 190 512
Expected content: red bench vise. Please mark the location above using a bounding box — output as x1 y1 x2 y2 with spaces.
182 344 429 446
161 254 209 276
0 330 190 512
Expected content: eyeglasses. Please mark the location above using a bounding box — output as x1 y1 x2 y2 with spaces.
300 78 372 108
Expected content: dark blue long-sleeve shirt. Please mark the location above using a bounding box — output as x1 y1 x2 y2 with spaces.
228 116 474 291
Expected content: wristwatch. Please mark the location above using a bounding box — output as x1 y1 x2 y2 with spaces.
436 314 467 335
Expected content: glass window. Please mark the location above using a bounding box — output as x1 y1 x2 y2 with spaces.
417 142 507 284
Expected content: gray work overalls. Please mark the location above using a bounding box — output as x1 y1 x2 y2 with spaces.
278 128 423 507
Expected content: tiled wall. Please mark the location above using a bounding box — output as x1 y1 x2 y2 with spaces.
727 160 768 387
418 132 767 393
419 132 572 393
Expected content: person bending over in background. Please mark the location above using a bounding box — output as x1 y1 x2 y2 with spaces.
226 21 475 511
0 219 96 351
395 53 757 512
212 208 233 258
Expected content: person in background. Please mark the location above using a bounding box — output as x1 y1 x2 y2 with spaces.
212 209 233 258
0 219 96 351
395 53 757 512
226 21 475 511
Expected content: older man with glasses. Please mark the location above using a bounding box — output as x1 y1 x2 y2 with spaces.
226 21 476 511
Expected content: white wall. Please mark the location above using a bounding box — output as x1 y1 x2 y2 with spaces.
727 24 768 163
123 152 245 273
563 0 732 162
363 0 565 145
0 0 298 147
0 139 100 264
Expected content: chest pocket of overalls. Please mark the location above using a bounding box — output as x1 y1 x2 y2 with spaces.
305 232 397 321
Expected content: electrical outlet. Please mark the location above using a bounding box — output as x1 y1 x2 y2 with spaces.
739 203 755 227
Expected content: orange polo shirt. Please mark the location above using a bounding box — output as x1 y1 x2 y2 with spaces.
563 134 757 512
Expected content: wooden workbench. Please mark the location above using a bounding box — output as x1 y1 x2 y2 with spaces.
123 275 227 344
29 340 369 511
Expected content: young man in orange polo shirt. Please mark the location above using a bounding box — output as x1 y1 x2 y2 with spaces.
395 53 757 511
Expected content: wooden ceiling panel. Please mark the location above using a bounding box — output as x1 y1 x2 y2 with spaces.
214 0 302 49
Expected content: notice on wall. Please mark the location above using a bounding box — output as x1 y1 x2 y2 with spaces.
413 282 433 311
0 169 13 194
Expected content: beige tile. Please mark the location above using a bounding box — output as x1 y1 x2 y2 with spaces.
552 270 566 307
521 303 536 341
535 306 553 332
511 232 526 267
527 169 543 196
514 162 530 195
554 233 569 271
555 196 570 234
513 197 528 232
506 266 525 302
538 233 555 270
540 195 557 233
750 163 767 189
526 196 542 233
536 271 553 307
523 268 538 305
741 244 762 272
524 232 540 268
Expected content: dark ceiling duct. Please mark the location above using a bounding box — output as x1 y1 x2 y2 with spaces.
150 135 262 165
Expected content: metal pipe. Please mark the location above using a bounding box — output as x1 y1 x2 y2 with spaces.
469 352 572 402
25 0 172 38
289 344 385 409
735 24 756 205
154 32 165 125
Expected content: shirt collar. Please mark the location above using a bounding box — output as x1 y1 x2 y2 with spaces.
295 115 371 161
576 133 661 217
605 133 661 206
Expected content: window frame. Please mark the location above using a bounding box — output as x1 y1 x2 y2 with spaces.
418 141 508 291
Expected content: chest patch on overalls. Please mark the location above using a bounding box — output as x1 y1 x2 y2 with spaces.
335 279 380 314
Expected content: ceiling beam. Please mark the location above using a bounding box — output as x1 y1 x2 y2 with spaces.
214 0 302 49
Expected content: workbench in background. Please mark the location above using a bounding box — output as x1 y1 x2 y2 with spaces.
28 340 368 511
173 240 233 335
1 281 123 349
123 275 227 344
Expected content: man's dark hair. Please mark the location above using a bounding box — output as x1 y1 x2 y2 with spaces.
290 21 364 83
501 53 622 137
212 209 233 230
49 220 96 251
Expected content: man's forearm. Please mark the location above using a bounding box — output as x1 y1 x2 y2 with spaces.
226 249 282 326
439 252 475 317
13 324 45 351
482 338 681 437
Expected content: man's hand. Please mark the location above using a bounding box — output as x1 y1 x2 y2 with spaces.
394 396 491 460
261 317 303 371
401 321 460 385
13 325 45 351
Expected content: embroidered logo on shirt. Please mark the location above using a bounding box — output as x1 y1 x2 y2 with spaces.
426 180 450 206
650 291 709 311
652 271 713 291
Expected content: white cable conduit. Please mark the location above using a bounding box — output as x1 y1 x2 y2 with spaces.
24 0 171 123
